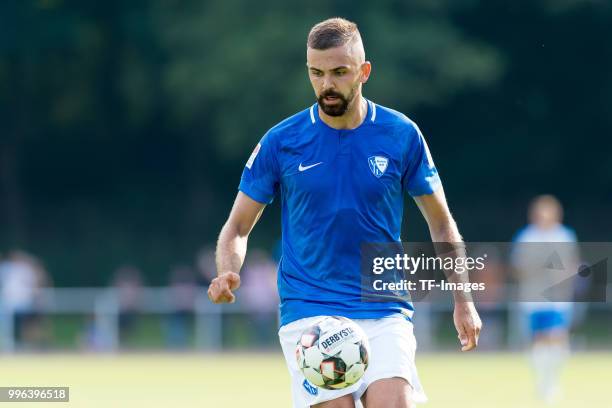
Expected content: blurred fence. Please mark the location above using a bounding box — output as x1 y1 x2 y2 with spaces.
0 288 229 352
1 287 611 353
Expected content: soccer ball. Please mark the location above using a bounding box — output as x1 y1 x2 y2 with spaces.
295 316 370 390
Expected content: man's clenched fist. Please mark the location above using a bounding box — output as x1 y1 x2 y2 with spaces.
207 272 241 304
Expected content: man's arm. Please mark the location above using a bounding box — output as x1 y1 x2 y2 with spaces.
414 188 482 352
207 192 266 304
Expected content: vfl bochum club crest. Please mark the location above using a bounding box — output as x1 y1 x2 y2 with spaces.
368 156 388 178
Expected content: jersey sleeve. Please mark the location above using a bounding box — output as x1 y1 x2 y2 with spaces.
238 131 280 204
402 124 442 196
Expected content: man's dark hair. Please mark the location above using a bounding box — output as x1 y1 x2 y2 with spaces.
307 17 361 50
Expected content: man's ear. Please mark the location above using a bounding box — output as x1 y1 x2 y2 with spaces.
360 61 372 83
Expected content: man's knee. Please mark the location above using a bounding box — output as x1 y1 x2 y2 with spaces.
312 393 355 408
362 377 414 408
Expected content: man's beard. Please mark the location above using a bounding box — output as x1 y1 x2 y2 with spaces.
317 86 357 117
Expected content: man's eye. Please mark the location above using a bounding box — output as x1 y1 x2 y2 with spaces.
312 71 323 77
335 71 346 76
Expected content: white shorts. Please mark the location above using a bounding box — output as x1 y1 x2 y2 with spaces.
279 315 427 408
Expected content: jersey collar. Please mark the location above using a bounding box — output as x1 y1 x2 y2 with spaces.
309 99 376 130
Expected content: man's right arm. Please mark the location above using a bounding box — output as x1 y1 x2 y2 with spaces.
207 191 266 304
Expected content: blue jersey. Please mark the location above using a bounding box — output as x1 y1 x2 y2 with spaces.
239 100 442 326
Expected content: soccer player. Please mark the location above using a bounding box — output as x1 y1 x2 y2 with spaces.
512 195 579 404
208 18 482 408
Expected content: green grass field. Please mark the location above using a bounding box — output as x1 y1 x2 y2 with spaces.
0 352 609 407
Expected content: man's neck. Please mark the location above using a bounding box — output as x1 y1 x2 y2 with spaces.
535 222 560 231
318 96 368 130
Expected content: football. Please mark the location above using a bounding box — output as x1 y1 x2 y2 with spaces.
295 316 370 390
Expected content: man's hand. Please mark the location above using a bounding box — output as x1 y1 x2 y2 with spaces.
207 272 241 304
453 302 482 352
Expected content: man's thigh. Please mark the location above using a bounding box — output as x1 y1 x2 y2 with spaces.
357 317 426 405
361 378 414 408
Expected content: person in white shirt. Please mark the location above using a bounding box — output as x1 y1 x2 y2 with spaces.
511 195 579 404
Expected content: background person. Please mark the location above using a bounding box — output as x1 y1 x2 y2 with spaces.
511 195 580 404
0 250 51 350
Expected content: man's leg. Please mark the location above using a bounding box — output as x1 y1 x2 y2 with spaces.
313 394 355 408
354 317 425 407
361 378 414 408
528 311 570 404
531 330 568 404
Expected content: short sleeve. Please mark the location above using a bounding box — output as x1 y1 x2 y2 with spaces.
563 227 578 243
238 132 280 204
402 124 442 196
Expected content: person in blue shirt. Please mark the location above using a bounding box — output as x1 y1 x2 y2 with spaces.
511 195 579 404
208 17 482 408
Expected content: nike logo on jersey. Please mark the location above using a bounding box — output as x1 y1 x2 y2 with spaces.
298 162 323 172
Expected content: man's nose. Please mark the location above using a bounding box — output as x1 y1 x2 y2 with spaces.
322 74 335 90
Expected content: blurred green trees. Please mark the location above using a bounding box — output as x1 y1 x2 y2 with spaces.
0 0 610 284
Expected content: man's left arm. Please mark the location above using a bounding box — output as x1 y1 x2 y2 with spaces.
414 188 482 352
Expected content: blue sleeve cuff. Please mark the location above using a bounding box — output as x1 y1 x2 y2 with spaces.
238 181 274 204
407 174 442 197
